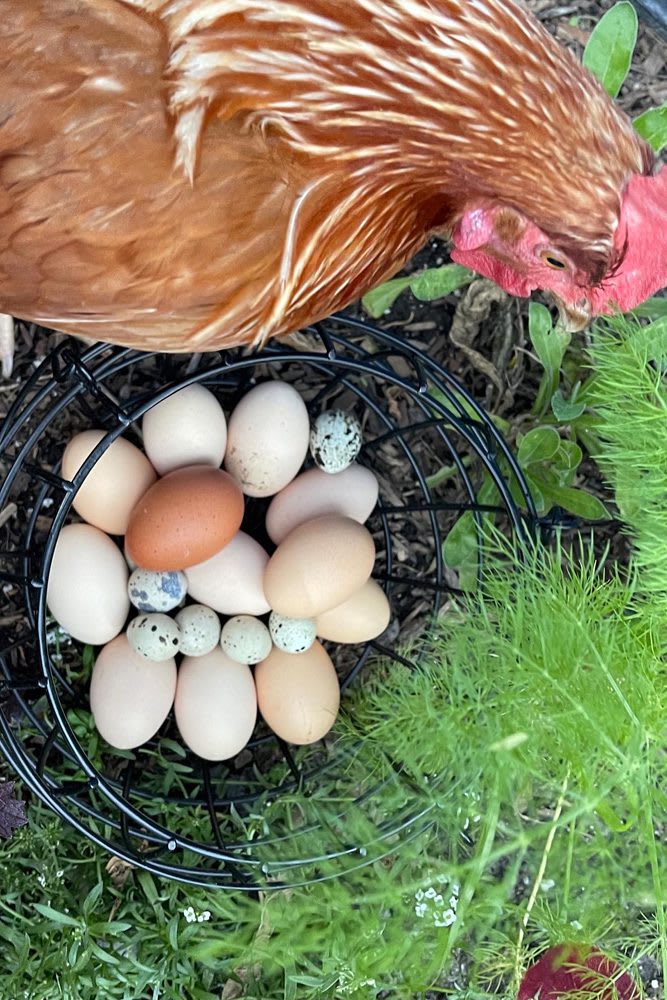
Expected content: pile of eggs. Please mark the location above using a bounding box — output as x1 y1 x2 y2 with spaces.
45 381 390 762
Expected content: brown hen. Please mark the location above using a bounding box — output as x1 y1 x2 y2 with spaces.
0 0 665 366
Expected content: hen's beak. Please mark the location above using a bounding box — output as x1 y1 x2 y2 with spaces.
550 295 592 333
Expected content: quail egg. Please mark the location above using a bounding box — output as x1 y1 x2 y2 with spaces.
175 604 221 656
310 410 362 473
128 568 187 613
127 613 181 661
220 615 272 665
269 612 317 654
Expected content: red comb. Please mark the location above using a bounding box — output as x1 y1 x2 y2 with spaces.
518 943 640 1000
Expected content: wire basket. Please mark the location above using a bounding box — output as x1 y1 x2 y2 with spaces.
0 315 536 889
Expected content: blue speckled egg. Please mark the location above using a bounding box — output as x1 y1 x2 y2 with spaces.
128 568 187 613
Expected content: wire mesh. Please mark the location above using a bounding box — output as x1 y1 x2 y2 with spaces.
0 316 536 888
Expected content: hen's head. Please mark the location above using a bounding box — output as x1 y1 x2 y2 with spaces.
450 166 667 329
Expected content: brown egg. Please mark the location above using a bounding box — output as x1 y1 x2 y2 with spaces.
255 642 340 745
263 515 375 617
125 465 244 571
316 578 391 643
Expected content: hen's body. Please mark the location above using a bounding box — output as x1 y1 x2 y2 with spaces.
0 1 653 351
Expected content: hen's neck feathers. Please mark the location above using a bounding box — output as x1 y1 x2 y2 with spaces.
129 0 650 272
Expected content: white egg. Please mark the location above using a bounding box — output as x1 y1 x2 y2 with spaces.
268 612 317 654
141 384 228 475
310 410 362 474
175 604 221 656
128 568 187 613
127 613 181 661
220 615 272 665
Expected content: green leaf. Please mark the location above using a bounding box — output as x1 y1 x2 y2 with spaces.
556 439 583 473
529 304 570 373
582 1 638 98
33 904 80 928
551 388 586 423
544 484 609 520
633 105 667 153
630 296 667 319
409 264 473 301
517 426 561 466
443 511 479 591
361 276 412 317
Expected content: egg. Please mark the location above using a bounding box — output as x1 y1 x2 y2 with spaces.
61 430 157 535
174 648 257 760
185 531 271 615
175 604 221 656
268 612 316 654
90 633 177 750
310 410 362 473
128 568 187 613
220 615 272 665
264 515 376 617
265 464 379 544
46 523 130 645
127 613 181 661
224 381 310 497
142 384 227 475
255 642 340 745
125 465 244 571
316 579 391 643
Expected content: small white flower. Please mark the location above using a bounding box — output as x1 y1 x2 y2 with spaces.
434 908 457 928
415 889 425 902
540 879 555 892
449 894 459 910
415 903 427 918
433 893 444 905
436 875 449 885
37 873 47 888
197 911 211 923
183 907 196 923
425 887 437 899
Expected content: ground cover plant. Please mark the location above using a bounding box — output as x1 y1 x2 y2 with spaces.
1 3 667 999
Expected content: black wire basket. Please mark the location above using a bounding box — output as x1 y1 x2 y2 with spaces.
0 315 536 889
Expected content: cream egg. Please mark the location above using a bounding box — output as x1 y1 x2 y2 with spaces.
175 648 257 760
315 579 391 643
185 531 270 615
46 523 130 645
265 464 379 544
61 430 156 535
255 642 340 745
224 381 310 497
142 384 227 475
90 634 176 750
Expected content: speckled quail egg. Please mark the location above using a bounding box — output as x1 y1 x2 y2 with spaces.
175 604 221 657
220 615 272 665
268 612 317 654
127 613 181 661
128 568 187 613
310 410 362 474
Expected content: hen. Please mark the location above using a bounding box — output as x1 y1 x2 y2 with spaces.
0 0 665 372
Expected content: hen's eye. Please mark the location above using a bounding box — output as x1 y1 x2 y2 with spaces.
541 252 567 270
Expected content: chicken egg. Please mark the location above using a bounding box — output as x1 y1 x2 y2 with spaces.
185 531 271 615
128 568 187 613
90 634 177 750
310 410 362 473
46 523 130 645
316 578 391 643
127 613 181 661
263 514 376 617
268 612 316 654
175 648 257 760
220 615 272 665
61 430 157 535
265 464 379 544
142 384 227 475
224 381 310 497
175 604 221 656
125 465 244 571
255 642 340 745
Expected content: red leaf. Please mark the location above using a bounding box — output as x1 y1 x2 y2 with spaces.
518 943 640 1000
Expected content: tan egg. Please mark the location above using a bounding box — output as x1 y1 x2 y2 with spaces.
316 579 391 643
224 381 309 497
265 464 379 544
90 633 176 750
185 531 271 615
263 515 375 618
142 384 227 475
255 642 340 745
62 430 157 535
125 465 244 571
46 523 130 645
175 648 257 760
